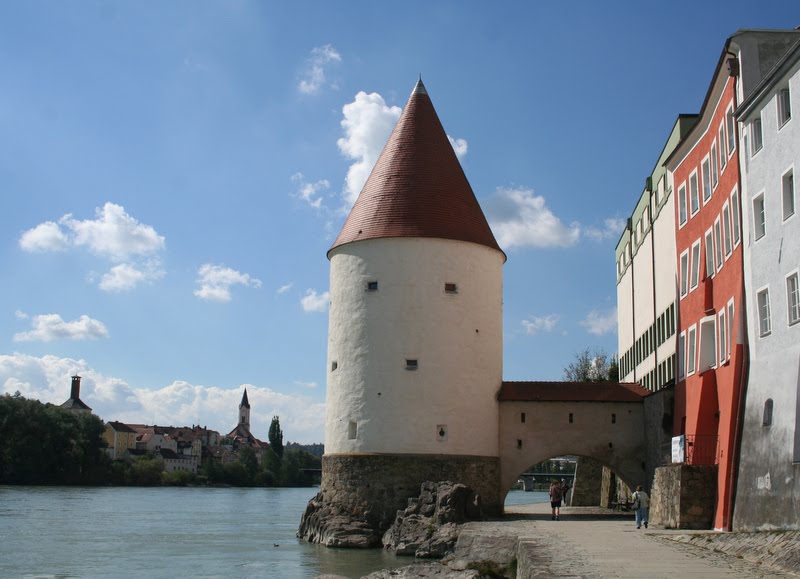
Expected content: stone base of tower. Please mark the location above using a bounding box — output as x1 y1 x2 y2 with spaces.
297 453 501 548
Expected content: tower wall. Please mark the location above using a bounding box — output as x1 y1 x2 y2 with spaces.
325 237 503 457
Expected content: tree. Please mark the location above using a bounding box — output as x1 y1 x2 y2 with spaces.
268 416 284 458
563 348 617 382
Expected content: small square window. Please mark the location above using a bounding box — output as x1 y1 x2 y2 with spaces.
444 282 458 293
331 361 338 371
405 359 418 370
366 281 378 291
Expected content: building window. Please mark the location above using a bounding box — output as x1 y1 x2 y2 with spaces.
763 399 774 426
366 281 378 291
757 288 771 337
787 272 800 326
753 193 766 240
444 282 458 294
702 158 711 202
348 421 358 440
698 316 717 373
726 107 736 155
719 125 727 170
569 413 574 423
714 218 723 271
783 169 795 221
690 240 701 290
331 360 338 372
690 171 700 216
731 189 741 246
778 88 792 127
751 116 763 155
680 250 689 297
722 202 732 258
718 309 727 365
727 299 735 356
704 229 715 278
678 332 686 381
521 412 526 423
687 325 697 376
405 359 418 370
711 141 719 188
679 183 687 226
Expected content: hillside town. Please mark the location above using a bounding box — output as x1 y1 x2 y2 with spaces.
61 374 278 476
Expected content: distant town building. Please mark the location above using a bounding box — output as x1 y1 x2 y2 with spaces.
59 375 92 414
103 421 137 460
225 388 269 454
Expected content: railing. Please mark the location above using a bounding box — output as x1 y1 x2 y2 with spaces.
685 434 719 465
659 434 719 466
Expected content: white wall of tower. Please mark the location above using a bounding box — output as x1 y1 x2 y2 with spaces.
325 236 503 457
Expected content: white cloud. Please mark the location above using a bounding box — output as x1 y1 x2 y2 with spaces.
99 261 164 292
13 313 109 342
485 187 581 250
521 314 559 335
194 263 262 303
0 354 326 443
291 172 330 210
337 91 402 207
301 289 329 313
448 135 468 159
19 203 166 292
580 307 618 336
277 283 293 295
294 380 318 390
15 310 28 320
298 44 341 95
18 221 69 252
585 218 627 242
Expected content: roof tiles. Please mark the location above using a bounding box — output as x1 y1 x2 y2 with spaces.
498 381 650 403
330 80 503 258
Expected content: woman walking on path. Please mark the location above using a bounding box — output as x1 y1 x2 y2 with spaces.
631 485 649 529
549 479 563 520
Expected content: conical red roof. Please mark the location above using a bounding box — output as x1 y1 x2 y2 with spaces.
329 80 503 259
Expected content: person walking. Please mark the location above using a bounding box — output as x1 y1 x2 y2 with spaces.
560 478 571 506
549 479 563 520
631 485 649 529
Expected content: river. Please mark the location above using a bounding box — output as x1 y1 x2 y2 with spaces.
0 486 547 578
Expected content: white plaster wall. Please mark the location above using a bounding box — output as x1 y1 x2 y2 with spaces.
617 257 634 381
325 237 503 457
654 188 678 376
498 401 647 494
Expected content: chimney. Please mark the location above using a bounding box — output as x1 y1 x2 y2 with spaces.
71 375 81 400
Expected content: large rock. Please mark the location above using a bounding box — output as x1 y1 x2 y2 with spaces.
298 492 381 548
382 481 483 559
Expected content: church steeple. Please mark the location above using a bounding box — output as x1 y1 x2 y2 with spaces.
239 388 250 431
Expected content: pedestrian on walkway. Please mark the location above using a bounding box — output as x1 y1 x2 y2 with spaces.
631 485 649 529
549 479 563 520
560 478 570 506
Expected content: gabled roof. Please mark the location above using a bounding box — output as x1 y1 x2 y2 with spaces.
106 421 137 433
498 381 650 402
60 397 92 411
329 79 504 259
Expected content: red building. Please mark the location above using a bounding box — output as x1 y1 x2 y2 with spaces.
665 30 800 530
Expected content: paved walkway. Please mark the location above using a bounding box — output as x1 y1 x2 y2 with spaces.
483 502 799 578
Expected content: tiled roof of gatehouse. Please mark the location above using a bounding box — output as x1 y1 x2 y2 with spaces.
498 381 650 402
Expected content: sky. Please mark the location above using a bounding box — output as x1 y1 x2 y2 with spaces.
2 1 799 444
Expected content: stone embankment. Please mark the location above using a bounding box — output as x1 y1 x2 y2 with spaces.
318 502 800 578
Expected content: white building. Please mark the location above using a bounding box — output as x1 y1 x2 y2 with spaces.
735 38 800 530
616 116 696 392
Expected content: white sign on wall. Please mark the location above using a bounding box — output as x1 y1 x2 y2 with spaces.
671 435 685 463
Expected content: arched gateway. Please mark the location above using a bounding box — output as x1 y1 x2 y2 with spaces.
298 80 650 548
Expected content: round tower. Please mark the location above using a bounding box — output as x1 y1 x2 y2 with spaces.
302 80 505 546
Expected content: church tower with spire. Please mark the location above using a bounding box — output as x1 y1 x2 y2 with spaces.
301 79 505 546
239 388 250 432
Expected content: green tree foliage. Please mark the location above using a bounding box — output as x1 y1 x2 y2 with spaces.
129 456 163 486
563 348 618 382
268 416 284 458
0 392 109 485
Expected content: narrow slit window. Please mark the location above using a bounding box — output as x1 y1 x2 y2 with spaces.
611 413 616 424
331 360 338 372
763 399 774 426
569 413 574 424
520 412 526 423
348 421 358 440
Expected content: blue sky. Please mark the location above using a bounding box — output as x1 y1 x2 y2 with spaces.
2 1 798 443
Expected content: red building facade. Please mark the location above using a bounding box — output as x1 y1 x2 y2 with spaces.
668 61 745 531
